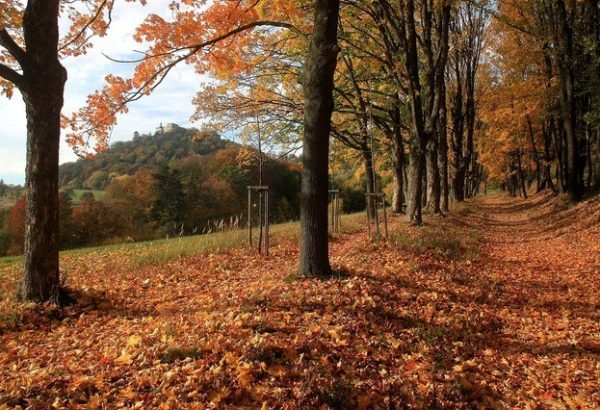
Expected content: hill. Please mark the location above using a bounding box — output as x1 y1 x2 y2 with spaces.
0 125 307 256
59 126 233 190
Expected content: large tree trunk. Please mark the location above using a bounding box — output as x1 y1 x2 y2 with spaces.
406 140 424 224
526 116 542 191
452 162 466 201
450 72 465 202
298 0 339 278
541 121 556 192
17 0 67 303
516 153 528 199
555 0 582 201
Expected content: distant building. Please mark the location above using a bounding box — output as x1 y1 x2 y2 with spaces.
155 122 181 134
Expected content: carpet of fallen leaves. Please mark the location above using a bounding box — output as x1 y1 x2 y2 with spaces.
0 192 599 409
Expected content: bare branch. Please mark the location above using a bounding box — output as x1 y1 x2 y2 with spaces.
103 20 307 64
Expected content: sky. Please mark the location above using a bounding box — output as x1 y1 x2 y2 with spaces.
0 1 209 185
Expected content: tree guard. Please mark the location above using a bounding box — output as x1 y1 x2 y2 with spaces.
365 192 389 239
328 189 341 233
247 186 270 256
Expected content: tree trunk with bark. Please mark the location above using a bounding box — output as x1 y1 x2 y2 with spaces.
16 0 67 303
391 120 405 213
554 0 582 201
406 139 424 224
298 0 340 278
438 81 449 212
426 134 441 213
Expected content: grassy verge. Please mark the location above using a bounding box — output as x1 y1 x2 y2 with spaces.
0 212 366 270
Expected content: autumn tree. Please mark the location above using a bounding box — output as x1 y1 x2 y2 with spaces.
446 0 488 202
372 0 451 224
0 0 140 303
69 0 340 277
490 0 600 200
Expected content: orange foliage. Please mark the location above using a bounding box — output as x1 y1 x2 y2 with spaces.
68 0 309 156
7 196 26 253
477 0 553 182
0 0 144 99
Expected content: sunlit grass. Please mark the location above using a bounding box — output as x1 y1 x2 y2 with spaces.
0 212 367 270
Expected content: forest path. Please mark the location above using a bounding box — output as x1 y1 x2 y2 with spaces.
440 192 600 406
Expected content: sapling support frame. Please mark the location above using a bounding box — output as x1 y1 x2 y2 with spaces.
328 189 341 233
365 192 389 239
247 186 270 256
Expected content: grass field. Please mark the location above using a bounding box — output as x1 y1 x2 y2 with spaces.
0 212 366 270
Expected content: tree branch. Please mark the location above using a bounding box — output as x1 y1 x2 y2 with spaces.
103 20 307 64
0 63 24 88
0 29 27 67
58 0 114 53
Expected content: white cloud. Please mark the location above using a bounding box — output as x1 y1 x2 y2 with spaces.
0 0 207 185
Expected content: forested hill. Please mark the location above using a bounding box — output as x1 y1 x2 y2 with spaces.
0 125 306 255
59 126 232 189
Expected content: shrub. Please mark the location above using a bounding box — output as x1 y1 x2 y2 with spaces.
0 228 12 256
158 346 204 363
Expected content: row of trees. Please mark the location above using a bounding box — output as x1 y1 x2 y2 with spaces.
187 0 490 225
478 0 600 200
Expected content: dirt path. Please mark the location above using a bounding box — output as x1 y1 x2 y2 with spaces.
446 192 600 407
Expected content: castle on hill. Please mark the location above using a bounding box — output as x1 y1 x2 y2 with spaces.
155 122 181 134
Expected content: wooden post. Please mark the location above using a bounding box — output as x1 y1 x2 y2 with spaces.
331 195 335 229
366 195 371 238
374 195 380 235
265 189 270 256
328 189 340 233
335 192 340 231
382 193 389 238
247 186 270 255
366 192 388 240
247 189 252 246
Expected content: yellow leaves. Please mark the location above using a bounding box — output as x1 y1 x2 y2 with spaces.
208 387 230 404
328 327 349 346
114 353 132 365
237 362 255 388
127 335 143 348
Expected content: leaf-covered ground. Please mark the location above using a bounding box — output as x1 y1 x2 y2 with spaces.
1 192 599 409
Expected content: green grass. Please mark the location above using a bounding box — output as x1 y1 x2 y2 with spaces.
0 197 17 209
67 189 106 203
0 212 366 270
